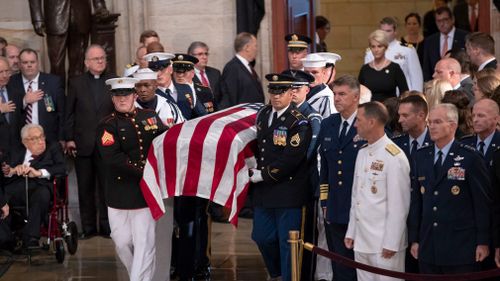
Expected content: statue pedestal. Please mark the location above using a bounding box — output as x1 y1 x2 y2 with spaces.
91 13 120 75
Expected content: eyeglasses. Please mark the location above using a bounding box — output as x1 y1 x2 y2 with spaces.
87 56 107 62
25 134 45 142
193 52 209 56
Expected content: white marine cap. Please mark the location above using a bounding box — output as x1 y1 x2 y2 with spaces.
316 52 342 66
105 77 140 90
123 64 140 77
143 52 175 62
301 53 327 68
133 68 158 80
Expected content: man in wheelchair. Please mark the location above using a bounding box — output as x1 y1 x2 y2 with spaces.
1 124 65 248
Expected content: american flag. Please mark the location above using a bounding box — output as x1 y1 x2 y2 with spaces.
140 103 263 225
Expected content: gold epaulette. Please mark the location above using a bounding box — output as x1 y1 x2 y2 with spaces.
385 143 401 156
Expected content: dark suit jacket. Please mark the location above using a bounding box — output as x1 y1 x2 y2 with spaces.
453 3 478 32
423 28 469 81
9 72 65 144
65 71 115 156
28 0 106 35
5 142 66 189
483 59 498 71
193 66 222 104
0 84 24 153
458 76 474 106
219 56 264 109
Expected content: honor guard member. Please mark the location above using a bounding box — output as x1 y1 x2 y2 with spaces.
132 68 185 127
97 77 168 281
345 102 410 281
123 63 140 77
249 73 312 281
409 103 491 274
282 33 311 77
319 75 364 281
145 52 206 120
171 53 213 280
172 53 217 114
392 94 432 275
365 17 423 92
302 53 337 118
316 52 342 86
287 70 327 281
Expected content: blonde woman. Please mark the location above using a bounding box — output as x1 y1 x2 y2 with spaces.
424 79 453 108
358 29 408 102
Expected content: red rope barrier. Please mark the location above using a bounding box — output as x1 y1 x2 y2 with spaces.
308 244 500 281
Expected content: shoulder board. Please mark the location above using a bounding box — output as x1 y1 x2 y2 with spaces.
459 133 475 140
400 42 413 48
385 143 401 156
291 109 306 120
459 143 476 152
391 133 407 140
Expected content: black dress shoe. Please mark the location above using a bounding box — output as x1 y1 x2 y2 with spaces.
79 231 97 240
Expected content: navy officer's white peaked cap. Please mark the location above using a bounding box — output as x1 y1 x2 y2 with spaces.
143 52 175 62
133 68 158 80
316 52 342 65
301 53 327 68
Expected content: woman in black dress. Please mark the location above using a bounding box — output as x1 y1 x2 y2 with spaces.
358 29 409 103
401 12 425 65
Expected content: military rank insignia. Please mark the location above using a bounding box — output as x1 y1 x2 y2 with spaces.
273 127 287 146
447 167 465 180
290 133 300 147
143 117 158 131
185 93 193 108
101 130 115 146
44 95 55 112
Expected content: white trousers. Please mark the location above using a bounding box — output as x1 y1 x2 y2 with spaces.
354 250 405 281
315 202 333 280
152 198 174 281
108 207 156 281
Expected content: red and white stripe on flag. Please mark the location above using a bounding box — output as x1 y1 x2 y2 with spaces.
140 103 263 225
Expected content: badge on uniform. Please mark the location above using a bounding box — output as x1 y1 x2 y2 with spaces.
451 185 460 195
143 117 158 131
290 133 300 147
273 127 287 146
101 130 115 146
185 93 193 108
447 167 465 180
370 160 384 171
204 102 214 113
44 95 55 112
420 186 425 194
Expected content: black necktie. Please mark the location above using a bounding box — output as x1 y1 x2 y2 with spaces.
249 64 259 80
434 150 443 179
339 121 349 143
478 141 485 156
270 112 278 126
410 140 418 157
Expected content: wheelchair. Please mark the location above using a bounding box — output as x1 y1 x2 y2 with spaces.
10 175 79 264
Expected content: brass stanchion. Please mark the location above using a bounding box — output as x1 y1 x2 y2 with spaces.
289 230 300 281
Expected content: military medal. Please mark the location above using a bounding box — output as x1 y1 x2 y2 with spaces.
420 186 425 194
44 95 55 112
371 186 377 194
165 118 175 128
370 161 384 171
147 117 158 130
204 102 214 113
451 185 460 195
185 93 193 108
273 127 287 146
447 167 465 180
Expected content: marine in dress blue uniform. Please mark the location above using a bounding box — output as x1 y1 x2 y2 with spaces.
249 73 311 281
96 77 168 281
409 104 491 274
318 75 364 281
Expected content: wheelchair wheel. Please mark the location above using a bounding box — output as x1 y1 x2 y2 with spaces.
65 221 78 255
55 239 65 263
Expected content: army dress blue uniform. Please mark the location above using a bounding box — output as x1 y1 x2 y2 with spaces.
318 112 364 281
251 103 312 281
409 140 491 273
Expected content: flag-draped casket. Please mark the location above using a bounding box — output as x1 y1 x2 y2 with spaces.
140 103 263 225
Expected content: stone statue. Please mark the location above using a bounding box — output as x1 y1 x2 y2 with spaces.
28 0 109 81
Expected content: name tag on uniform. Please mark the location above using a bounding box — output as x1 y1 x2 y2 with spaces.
447 167 465 180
